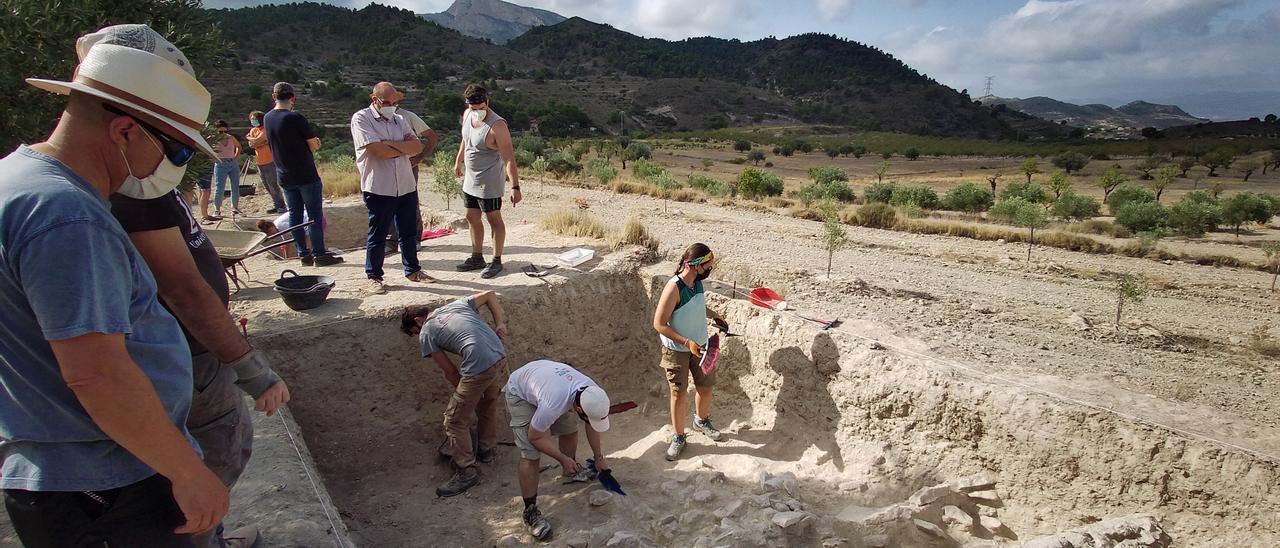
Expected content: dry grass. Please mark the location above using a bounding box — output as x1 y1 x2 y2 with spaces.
734 201 773 214
540 209 607 239
1062 219 1133 239
611 180 673 199
318 162 361 198
669 189 706 203
787 205 824 221
895 218 1116 254
1249 323 1280 357
422 211 445 228
609 217 660 252
764 197 794 208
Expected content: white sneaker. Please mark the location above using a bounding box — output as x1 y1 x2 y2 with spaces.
692 416 722 441
364 279 386 295
666 434 687 461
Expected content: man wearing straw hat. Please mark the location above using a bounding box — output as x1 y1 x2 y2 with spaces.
0 24 229 546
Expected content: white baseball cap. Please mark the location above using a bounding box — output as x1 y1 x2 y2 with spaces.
26 24 216 158
579 386 611 432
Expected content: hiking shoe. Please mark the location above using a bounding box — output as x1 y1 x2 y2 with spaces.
666 434 687 461
314 254 344 267
364 279 386 295
480 260 504 279
436 466 479 497
456 255 487 272
560 464 592 484
222 525 262 548
692 416 723 441
406 270 436 283
300 256 314 266
476 448 496 464
523 505 553 541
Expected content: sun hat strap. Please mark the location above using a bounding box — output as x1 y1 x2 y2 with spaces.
75 74 203 131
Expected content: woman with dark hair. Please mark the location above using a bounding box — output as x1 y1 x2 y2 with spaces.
652 243 729 461
211 119 242 217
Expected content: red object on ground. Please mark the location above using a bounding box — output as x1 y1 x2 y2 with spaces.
749 287 786 310
420 227 456 241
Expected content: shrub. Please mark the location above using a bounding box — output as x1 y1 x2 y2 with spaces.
513 135 547 156
764 197 794 208
669 189 704 203
1052 151 1090 174
1051 191 1102 222
540 209 605 239
797 180 856 205
608 217 659 252
890 186 939 209
864 181 897 204
990 197 1034 223
1166 193 1222 237
942 183 994 212
688 175 735 197
904 147 921 160
1106 185 1157 215
514 149 535 167
999 180 1048 204
1064 218 1130 237
649 171 682 191
736 167 785 199
546 151 582 178
1221 192 1274 235
807 166 849 185
853 203 897 229
589 162 618 186
632 158 665 179
733 140 752 153
1114 202 1169 233
611 180 648 196
746 150 766 165
786 205 824 221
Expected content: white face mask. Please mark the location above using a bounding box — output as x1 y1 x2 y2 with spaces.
378 105 398 118
470 109 487 123
117 131 187 200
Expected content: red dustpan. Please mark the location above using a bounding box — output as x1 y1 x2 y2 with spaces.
750 287 787 310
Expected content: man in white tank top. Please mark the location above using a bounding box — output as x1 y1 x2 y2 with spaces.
452 85 522 279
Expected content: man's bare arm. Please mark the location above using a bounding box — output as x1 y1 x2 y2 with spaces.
492 121 520 188
307 137 321 151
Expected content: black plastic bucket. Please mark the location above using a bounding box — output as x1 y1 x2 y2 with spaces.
273 269 335 311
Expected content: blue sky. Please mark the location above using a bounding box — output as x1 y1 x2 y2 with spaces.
205 0 1280 119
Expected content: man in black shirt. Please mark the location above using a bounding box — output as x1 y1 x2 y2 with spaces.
111 189 291 548
263 81 342 266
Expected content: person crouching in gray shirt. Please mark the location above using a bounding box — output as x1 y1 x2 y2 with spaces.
400 291 509 497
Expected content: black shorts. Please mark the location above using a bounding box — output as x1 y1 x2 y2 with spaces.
195 177 211 191
463 191 502 212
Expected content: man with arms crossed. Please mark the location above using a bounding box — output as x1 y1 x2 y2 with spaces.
454 84 521 279
504 360 612 541
0 25 226 546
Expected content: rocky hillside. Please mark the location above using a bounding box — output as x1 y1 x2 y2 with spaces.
419 0 565 44
980 95 1206 138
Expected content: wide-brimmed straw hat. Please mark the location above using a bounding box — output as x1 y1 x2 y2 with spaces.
25 24 216 158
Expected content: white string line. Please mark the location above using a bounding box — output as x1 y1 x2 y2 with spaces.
277 411 347 548
714 283 1280 465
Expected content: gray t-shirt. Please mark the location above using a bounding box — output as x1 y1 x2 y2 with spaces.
419 297 505 377
505 360 599 432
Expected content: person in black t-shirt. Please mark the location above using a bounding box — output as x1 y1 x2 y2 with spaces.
263 81 342 267
111 190 291 548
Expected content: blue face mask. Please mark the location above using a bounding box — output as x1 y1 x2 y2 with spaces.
250 119 261 127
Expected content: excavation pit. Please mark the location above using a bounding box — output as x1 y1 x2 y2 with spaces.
257 260 1278 547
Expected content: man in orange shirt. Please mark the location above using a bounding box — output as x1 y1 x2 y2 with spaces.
246 110 286 213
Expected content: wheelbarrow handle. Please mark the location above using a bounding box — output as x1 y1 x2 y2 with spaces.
244 238 297 259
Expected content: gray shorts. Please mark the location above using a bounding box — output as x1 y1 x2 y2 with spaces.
505 390 578 460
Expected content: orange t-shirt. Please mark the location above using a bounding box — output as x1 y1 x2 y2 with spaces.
246 127 273 165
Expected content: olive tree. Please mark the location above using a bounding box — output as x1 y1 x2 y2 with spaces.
1019 157 1041 183
819 201 848 279
1114 274 1148 331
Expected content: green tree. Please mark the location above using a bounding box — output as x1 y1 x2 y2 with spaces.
1237 159 1262 182
838 143 856 157
1114 202 1168 233
1 0 227 157
1202 149 1234 177
1135 155 1165 180
1106 185 1156 215
530 156 549 192
825 147 840 159
736 167 784 200
1150 164 1178 202
747 150 766 165
1000 180 1048 204
1019 157 1041 183
1177 156 1197 177
431 151 462 209
874 161 890 183
904 147 920 161
1221 192 1273 237
1114 274 1148 331
1050 191 1101 221
880 150 893 160
820 201 848 279
621 142 651 170
1052 152 1090 174
942 182 994 213
1166 191 1221 237
807 166 848 185
1047 170 1072 199
1002 200 1049 262
985 171 1002 195
733 140 752 153
1095 167 1128 202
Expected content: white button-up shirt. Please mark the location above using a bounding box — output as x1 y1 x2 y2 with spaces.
351 106 416 197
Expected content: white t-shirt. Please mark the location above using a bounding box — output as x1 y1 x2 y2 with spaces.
505 360 599 432
398 108 432 137
273 211 312 231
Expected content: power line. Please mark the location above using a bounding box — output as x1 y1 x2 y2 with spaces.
983 76 995 97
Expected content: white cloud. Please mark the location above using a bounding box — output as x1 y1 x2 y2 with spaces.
816 0 854 21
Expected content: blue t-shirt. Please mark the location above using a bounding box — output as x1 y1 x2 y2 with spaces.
264 108 320 187
0 146 197 492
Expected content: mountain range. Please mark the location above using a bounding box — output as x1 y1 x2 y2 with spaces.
979 96 1207 137
419 0 564 44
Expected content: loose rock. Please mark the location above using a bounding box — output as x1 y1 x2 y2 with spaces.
771 510 811 528
590 490 615 507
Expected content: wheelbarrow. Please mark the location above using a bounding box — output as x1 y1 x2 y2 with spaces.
207 219 317 289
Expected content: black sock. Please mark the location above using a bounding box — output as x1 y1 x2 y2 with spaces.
523 496 536 509
491 256 502 264
470 252 483 260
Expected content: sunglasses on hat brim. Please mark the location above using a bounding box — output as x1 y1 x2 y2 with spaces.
103 104 196 167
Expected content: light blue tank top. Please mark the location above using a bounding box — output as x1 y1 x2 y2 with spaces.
659 276 708 352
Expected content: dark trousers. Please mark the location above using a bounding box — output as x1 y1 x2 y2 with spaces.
363 191 421 280
282 181 326 258
4 474 194 547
